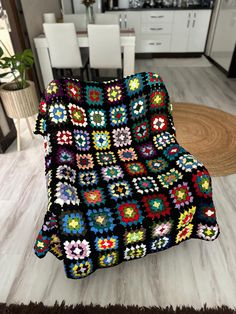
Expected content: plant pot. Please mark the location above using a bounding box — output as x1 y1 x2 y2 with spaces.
0 80 38 119
0 80 39 151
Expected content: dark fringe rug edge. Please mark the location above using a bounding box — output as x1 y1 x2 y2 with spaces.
0 302 236 314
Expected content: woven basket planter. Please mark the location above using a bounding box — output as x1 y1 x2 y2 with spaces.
0 80 38 119
0 81 39 151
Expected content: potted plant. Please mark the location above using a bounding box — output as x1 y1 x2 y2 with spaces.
0 41 39 151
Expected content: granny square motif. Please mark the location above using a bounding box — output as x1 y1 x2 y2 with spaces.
34 72 219 279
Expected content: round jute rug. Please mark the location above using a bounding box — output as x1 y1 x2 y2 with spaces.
173 103 236 177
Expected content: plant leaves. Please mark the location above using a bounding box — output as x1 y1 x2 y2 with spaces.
0 72 12 78
0 47 4 58
0 47 34 88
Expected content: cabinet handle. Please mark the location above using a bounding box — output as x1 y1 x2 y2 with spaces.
124 14 127 29
156 42 162 45
150 27 163 31
187 19 190 28
150 15 164 18
148 42 155 45
119 14 122 28
192 19 196 28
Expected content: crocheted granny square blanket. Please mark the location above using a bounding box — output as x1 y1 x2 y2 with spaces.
34 72 219 279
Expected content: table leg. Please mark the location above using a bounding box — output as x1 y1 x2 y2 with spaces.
123 45 135 77
34 42 54 89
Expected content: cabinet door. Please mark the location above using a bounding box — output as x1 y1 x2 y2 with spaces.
119 13 124 28
125 12 141 52
116 12 139 29
105 12 122 27
187 10 211 52
171 11 191 52
124 12 140 29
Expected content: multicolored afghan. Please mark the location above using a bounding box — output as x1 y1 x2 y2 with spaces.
34 72 219 279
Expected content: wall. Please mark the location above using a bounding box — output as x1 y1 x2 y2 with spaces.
20 0 61 91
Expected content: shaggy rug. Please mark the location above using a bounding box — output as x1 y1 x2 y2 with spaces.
0 302 235 314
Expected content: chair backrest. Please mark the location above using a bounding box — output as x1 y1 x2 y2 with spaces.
43 23 82 69
95 13 119 25
63 14 87 31
87 24 122 69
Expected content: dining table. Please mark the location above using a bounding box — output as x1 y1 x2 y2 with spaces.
34 29 136 88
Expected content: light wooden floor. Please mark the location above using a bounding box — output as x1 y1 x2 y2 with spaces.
0 60 236 308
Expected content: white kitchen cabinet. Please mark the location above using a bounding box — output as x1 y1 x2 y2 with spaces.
171 10 212 52
125 12 142 51
105 11 142 51
116 12 128 28
187 11 212 52
140 11 173 52
139 35 171 52
105 11 140 30
141 11 173 23
125 12 141 30
170 11 190 52
141 23 172 35
106 9 211 53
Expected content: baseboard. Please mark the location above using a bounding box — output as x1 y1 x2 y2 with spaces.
135 53 203 59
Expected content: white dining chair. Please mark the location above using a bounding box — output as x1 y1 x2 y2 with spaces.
87 24 123 80
43 23 89 80
95 13 119 25
63 14 87 31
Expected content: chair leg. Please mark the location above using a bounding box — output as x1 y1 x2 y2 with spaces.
26 118 34 139
95 69 99 80
60 69 65 78
16 119 21 152
85 64 90 81
90 68 97 81
117 68 123 79
68 69 73 77
80 68 84 80
52 68 57 79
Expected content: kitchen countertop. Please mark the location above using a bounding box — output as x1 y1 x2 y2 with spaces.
106 6 212 11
